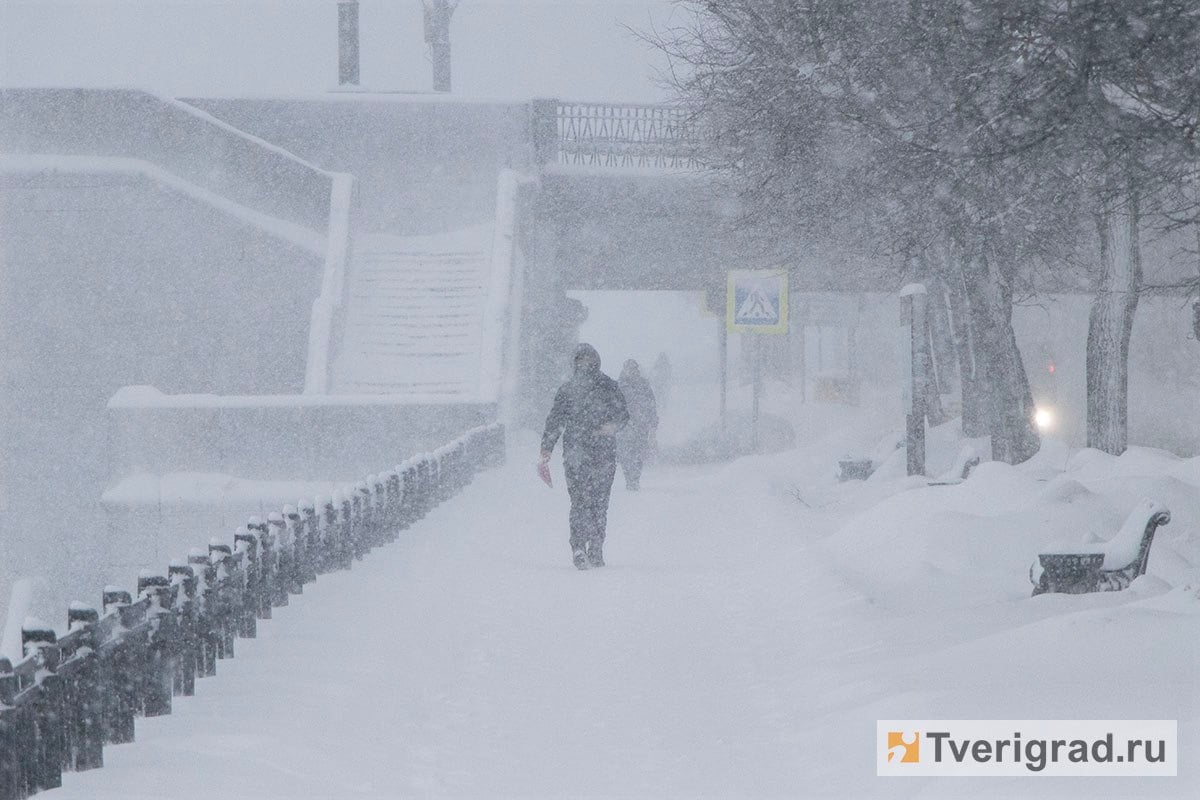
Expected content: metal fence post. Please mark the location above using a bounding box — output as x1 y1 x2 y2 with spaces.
267 513 289 608
136 573 174 718
167 561 198 697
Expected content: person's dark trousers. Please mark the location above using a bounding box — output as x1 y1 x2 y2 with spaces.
564 451 616 555
619 447 644 489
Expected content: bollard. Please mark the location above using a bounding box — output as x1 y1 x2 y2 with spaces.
284 504 306 594
267 512 289 607
383 470 401 541
363 476 380 551
137 573 174 718
234 527 262 631
0 656 21 799
301 500 320 582
352 482 369 560
208 540 238 659
97 587 137 745
168 561 198 697
246 518 273 620
62 603 103 772
339 493 355 570
400 463 417 529
19 618 64 791
320 496 338 575
188 548 218 678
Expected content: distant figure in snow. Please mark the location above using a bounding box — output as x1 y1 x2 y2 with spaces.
650 352 672 413
540 343 629 570
616 359 658 491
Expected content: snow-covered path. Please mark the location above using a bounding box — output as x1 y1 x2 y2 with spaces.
53 428 1197 799
53 440 890 799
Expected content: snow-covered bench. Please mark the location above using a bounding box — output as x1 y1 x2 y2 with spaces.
1030 500 1170 596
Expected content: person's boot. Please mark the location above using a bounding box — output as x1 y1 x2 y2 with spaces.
587 539 605 568
572 546 589 570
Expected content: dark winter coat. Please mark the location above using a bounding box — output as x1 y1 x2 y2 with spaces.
542 359 629 464
617 373 658 440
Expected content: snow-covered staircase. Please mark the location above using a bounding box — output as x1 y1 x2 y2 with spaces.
331 226 495 399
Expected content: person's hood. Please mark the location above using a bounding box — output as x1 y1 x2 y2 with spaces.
573 343 602 376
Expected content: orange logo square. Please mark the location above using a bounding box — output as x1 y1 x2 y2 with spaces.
887 731 920 763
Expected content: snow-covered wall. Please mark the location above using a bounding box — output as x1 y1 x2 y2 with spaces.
0 88 335 233
105 388 494 482
0 167 325 621
186 96 533 235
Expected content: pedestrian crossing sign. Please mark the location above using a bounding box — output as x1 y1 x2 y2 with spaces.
727 269 788 334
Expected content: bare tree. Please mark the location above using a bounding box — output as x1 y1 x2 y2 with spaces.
654 0 1200 460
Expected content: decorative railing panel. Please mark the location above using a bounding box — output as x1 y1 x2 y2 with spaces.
535 100 702 170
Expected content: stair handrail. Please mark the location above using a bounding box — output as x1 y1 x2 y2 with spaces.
304 173 356 394
479 169 525 409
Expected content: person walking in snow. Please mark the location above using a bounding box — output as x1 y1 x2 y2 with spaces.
540 343 629 570
616 359 658 491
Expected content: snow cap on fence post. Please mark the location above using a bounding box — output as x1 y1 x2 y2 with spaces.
103 586 132 614
67 601 99 631
234 526 258 557
21 616 56 657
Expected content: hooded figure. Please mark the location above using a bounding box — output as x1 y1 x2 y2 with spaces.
616 359 658 490
540 343 629 569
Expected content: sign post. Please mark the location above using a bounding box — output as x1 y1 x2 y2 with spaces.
899 283 928 476
727 270 789 451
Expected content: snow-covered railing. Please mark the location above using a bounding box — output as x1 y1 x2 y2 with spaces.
478 169 526 409
0 424 505 800
532 99 702 170
304 173 356 394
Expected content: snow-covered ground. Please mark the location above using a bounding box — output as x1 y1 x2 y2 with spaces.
52 405 1197 799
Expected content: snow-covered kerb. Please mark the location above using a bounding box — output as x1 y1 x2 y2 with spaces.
304 173 356 393
478 169 526 410
0 88 334 233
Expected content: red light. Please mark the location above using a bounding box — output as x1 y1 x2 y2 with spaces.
1047 363 1056 373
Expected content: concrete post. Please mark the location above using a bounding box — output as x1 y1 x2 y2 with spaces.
338 1 360 87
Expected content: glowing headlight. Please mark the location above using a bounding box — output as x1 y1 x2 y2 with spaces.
1034 406 1055 430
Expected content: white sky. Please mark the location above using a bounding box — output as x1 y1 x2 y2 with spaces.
0 0 679 101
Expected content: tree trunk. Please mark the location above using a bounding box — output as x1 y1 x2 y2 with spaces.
1086 188 1141 455
942 253 989 437
960 252 1040 463
926 277 959 398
